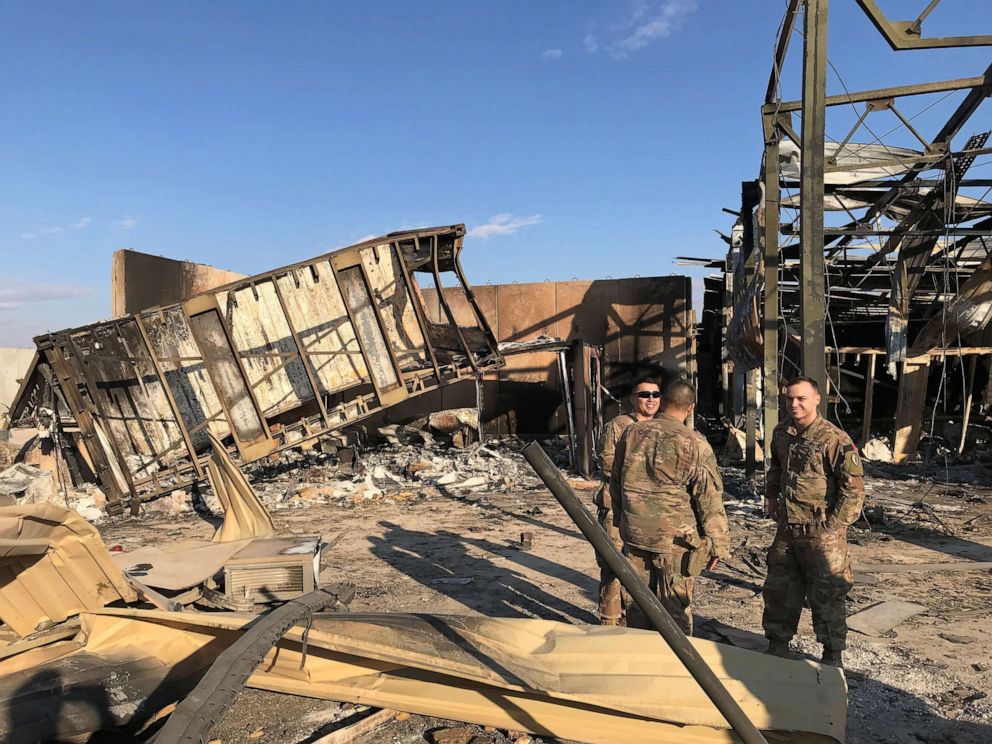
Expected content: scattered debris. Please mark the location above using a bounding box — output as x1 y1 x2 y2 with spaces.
862 437 894 463
314 708 399 744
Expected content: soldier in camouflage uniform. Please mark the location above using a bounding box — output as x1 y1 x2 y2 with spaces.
595 377 662 625
763 376 865 668
610 380 730 635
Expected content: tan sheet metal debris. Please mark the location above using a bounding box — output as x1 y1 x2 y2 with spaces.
0 609 847 744
0 504 136 637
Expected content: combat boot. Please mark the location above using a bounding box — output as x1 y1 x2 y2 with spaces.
765 639 792 659
820 648 843 668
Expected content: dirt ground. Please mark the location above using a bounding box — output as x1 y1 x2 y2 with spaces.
97 454 992 744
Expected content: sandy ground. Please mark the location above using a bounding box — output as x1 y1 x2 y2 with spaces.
96 458 992 744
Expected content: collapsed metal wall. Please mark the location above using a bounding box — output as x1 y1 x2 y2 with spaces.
34 225 503 514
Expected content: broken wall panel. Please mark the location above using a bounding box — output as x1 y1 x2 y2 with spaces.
142 306 232 451
111 249 246 318
421 277 694 437
272 264 369 394
35 226 502 513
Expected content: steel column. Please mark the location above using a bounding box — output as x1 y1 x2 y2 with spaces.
799 0 829 411
763 131 781 459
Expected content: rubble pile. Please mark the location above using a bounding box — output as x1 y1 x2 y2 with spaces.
0 462 106 522
251 439 551 513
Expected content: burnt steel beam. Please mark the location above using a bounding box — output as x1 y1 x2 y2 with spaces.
856 0 992 50
521 442 770 744
763 131 781 461
741 180 762 482
789 227 992 238
823 64 992 259
763 68 992 114
765 0 803 104
799 0 829 408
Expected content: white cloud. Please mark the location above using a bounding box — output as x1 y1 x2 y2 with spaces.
468 213 542 240
21 216 91 239
0 280 92 310
542 48 563 60
21 225 63 240
117 215 141 229
587 1 697 58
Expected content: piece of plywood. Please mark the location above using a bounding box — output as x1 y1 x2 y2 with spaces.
112 539 250 591
892 357 930 463
847 600 927 636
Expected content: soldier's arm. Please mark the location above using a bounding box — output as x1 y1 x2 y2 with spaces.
825 437 866 529
608 433 628 515
765 429 783 520
598 418 625 476
691 443 731 559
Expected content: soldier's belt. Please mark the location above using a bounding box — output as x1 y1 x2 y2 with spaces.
784 522 831 535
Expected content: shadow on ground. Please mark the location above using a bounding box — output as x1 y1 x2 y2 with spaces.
369 520 598 624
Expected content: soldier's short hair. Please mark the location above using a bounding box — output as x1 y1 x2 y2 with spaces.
663 379 696 408
786 375 820 391
630 376 660 393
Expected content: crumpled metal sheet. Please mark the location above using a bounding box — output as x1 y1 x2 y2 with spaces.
0 504 137 637
0 609 846 743
206 433 275 543
912 256 992 355
726 272 763 371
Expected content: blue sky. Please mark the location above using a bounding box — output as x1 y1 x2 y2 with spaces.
1 1 989 347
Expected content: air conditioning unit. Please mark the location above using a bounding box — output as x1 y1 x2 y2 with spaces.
223 535 321 604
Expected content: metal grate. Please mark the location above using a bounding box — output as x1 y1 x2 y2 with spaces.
227 565 305 603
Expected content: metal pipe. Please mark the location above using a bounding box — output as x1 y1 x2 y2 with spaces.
521 442 770 744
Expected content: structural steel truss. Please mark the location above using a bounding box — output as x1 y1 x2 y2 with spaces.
34 225 503 514
696 1 992 475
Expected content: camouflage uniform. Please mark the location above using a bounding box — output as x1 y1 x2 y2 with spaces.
595 413 638 623
762 415 866 652
610 415 730 635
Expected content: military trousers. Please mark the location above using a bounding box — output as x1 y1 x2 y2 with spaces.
596 507 625 623
762 523 854 651
624 545 694 635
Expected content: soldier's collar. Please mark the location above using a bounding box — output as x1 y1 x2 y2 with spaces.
787 414 824 437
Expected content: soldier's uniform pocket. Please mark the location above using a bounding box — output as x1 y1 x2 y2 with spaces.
684 538 712 577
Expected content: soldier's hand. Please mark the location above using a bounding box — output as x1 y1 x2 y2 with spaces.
705 556 720 572
765 499 780 521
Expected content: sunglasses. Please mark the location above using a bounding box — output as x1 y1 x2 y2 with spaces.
635 391 662 399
